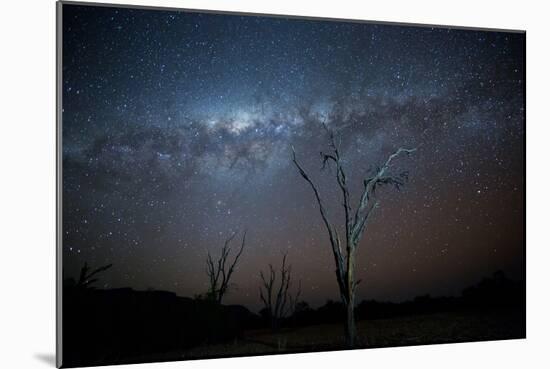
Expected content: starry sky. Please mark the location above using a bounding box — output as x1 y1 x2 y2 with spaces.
62 3 525 309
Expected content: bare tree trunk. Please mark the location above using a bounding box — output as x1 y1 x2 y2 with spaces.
345 247 357 347
205 231 246 304
259 253 300 331
345 297 356 347
292 123 415 349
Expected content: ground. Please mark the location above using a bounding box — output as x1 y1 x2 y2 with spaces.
179 309 525 360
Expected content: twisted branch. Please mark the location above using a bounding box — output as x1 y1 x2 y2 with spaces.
206 230 246 304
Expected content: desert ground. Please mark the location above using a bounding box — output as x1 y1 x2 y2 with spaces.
177 309 524 360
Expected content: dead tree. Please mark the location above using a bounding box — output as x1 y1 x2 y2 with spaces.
76 262 113 289
292 123 415 347
259 253 301 330
206 231 246 304
288 280 302 316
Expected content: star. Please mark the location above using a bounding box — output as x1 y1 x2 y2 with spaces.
61 3 525 308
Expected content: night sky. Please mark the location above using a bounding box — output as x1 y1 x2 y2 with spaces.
62 4 525 309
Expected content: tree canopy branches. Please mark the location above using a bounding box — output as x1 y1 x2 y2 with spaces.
259 253 302 329
206 230 247 304
292 122 415 346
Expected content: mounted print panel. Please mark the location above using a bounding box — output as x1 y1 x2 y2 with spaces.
57 1 525 367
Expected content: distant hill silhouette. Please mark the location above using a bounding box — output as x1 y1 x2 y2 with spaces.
287 270 525 327
62 284 260 367
62 270 524 367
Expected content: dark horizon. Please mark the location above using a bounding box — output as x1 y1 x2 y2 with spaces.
64 266 523 311
62 4 525 311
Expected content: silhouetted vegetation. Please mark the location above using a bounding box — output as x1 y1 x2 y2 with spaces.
204 231 247 304
62 269 524 367
64 262 112 290
285 271 525 327
292 123 416 347
258 253 301 330
461 270 525 309
63 286 260 367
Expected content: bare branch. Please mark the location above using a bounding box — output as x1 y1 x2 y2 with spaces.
76 262 113 289
351 147 415 244
292 123 416 347
205 230 246 304
259 253 300 330
292 146 346 288
287 280 302 316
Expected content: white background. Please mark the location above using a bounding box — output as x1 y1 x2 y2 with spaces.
0 0 547 368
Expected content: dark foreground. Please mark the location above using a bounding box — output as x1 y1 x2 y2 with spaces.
179 309 525 359
62 307 524 367
61 271 524 367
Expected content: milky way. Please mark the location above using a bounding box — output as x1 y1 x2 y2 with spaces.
62 4 525 309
